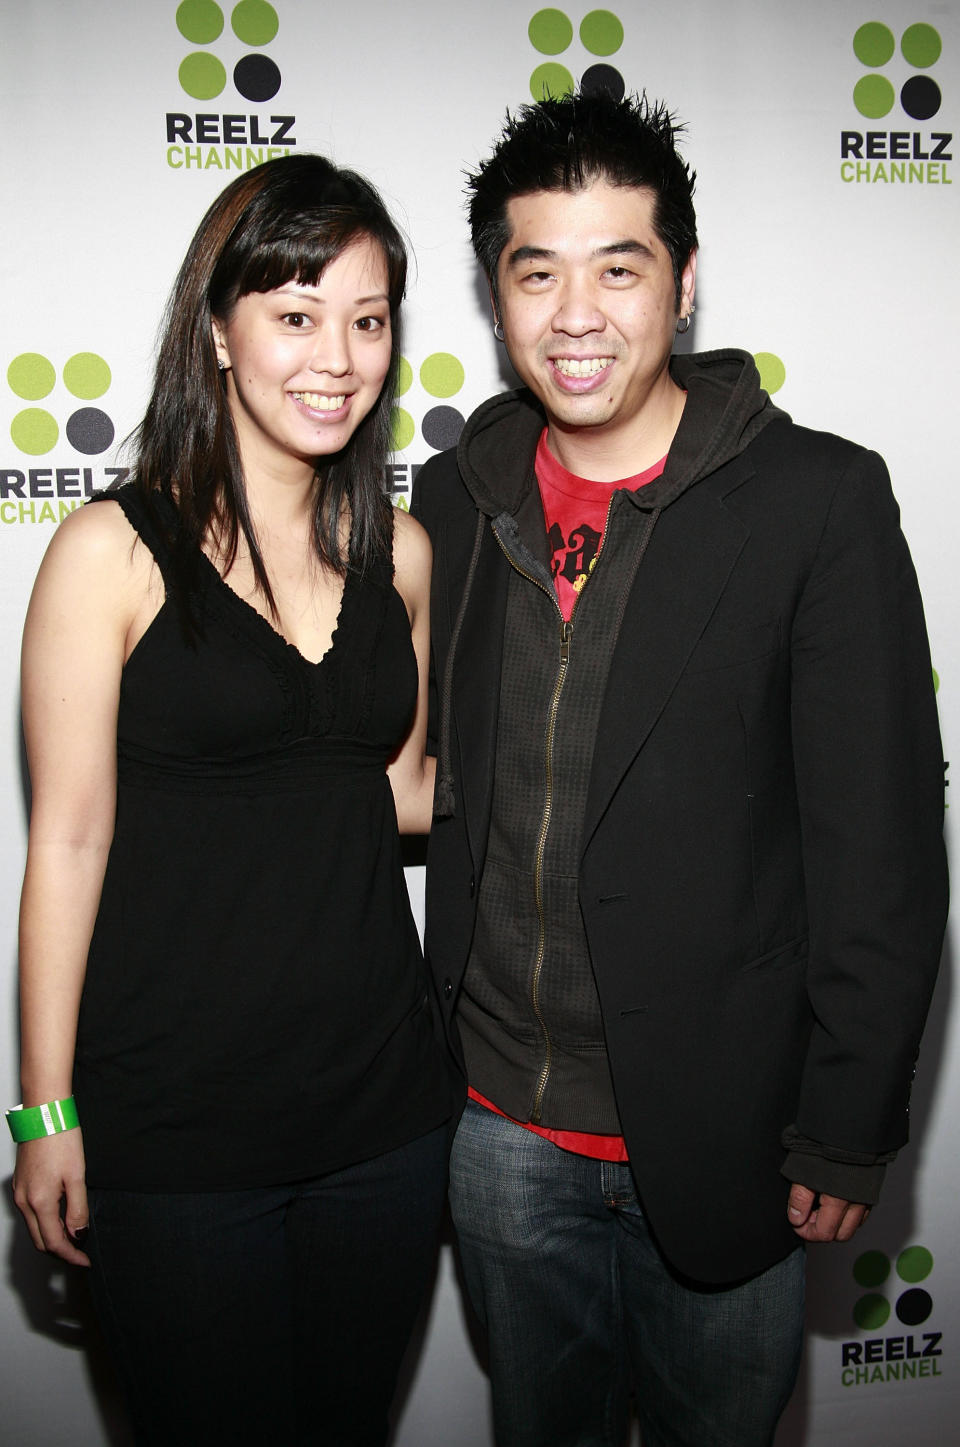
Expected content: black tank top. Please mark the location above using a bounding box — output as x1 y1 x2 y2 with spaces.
74 485 451 1190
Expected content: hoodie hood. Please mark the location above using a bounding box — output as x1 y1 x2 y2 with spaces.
454 347 788 518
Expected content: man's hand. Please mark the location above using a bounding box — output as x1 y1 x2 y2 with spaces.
787 1183 870 1243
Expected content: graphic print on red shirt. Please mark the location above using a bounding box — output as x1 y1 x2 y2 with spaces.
536 430 668 621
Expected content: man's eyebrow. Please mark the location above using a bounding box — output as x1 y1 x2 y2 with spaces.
595 239 656 260
505 245 557 267
505 239 656 268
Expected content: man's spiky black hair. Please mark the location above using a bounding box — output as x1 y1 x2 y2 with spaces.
467 90 698 309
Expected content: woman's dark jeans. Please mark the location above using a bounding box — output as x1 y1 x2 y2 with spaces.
86 1125 449 1446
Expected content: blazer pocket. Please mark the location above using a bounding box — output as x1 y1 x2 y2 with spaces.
685 619 781 674
738 936 808 974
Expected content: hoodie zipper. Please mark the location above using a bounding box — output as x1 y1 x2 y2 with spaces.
493 491 616 1125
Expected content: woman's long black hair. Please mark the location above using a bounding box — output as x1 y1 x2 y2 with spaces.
130 154 406 621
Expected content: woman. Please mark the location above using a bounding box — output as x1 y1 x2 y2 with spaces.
10 155 454 1446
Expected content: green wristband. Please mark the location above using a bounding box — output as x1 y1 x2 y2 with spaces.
6 1097 79 1143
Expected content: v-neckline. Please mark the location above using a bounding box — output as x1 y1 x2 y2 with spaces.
201 551 353 669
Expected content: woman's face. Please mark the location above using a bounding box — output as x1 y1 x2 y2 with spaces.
213 235 392 481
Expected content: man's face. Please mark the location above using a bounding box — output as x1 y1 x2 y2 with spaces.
495 181 695 444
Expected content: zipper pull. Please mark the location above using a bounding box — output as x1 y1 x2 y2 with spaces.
559 619 573 665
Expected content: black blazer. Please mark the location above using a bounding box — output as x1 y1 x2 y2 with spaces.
413 412 947 1282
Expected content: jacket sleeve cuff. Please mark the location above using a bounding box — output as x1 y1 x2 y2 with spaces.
780 1152 886 1205
779 1125 896 1206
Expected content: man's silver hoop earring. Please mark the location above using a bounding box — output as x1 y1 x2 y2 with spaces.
493 321 505 342
676 311 692 335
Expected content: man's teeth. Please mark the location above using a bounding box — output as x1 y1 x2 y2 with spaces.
294 392 346 410
553 357 613 377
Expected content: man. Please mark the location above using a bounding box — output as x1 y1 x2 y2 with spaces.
412 91 947 1447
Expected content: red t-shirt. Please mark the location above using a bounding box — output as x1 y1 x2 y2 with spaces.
467 432 667 1161
537 429 667 622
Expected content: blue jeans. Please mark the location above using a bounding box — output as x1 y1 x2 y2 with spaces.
449 1099 804 1447
86 1125 449 1447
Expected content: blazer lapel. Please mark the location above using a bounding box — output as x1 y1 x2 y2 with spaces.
583 482 750 847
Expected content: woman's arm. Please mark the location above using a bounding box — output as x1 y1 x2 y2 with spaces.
386 507 436 834
13 500 154 1264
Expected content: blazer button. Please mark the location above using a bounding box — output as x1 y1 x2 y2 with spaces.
442 978 454 1000
469 875 476 898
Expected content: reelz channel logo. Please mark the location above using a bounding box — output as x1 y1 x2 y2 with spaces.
387 352 468 508
841 22 951 185
840 1246 944 1387
2 353 128 526
527 9 626 102
166 1 296 173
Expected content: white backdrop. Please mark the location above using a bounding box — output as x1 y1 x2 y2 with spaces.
2 2 957 1443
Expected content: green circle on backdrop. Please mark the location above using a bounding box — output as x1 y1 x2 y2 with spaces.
528 9 574 55
853 22 895 67
179 52 227 99
232 0 279 45
580 10 624 57
901 23 941 68
853 1293 890 1331
531 62 575 100
854 75 895 119
63 353 111 400
932 667 940 693
11 408 58 455
753 352 786 395
897 1246 933 1283
391 407 415 451
176 0 225 44
420 353 465 398
396 356 413 397
853 1251 890 1289
7 352 56 401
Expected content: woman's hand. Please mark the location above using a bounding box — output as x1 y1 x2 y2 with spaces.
13 1129 90 1265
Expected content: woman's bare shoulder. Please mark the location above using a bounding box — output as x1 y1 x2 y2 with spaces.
391 504 431 575
45 494 151 568
30 495 158 620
